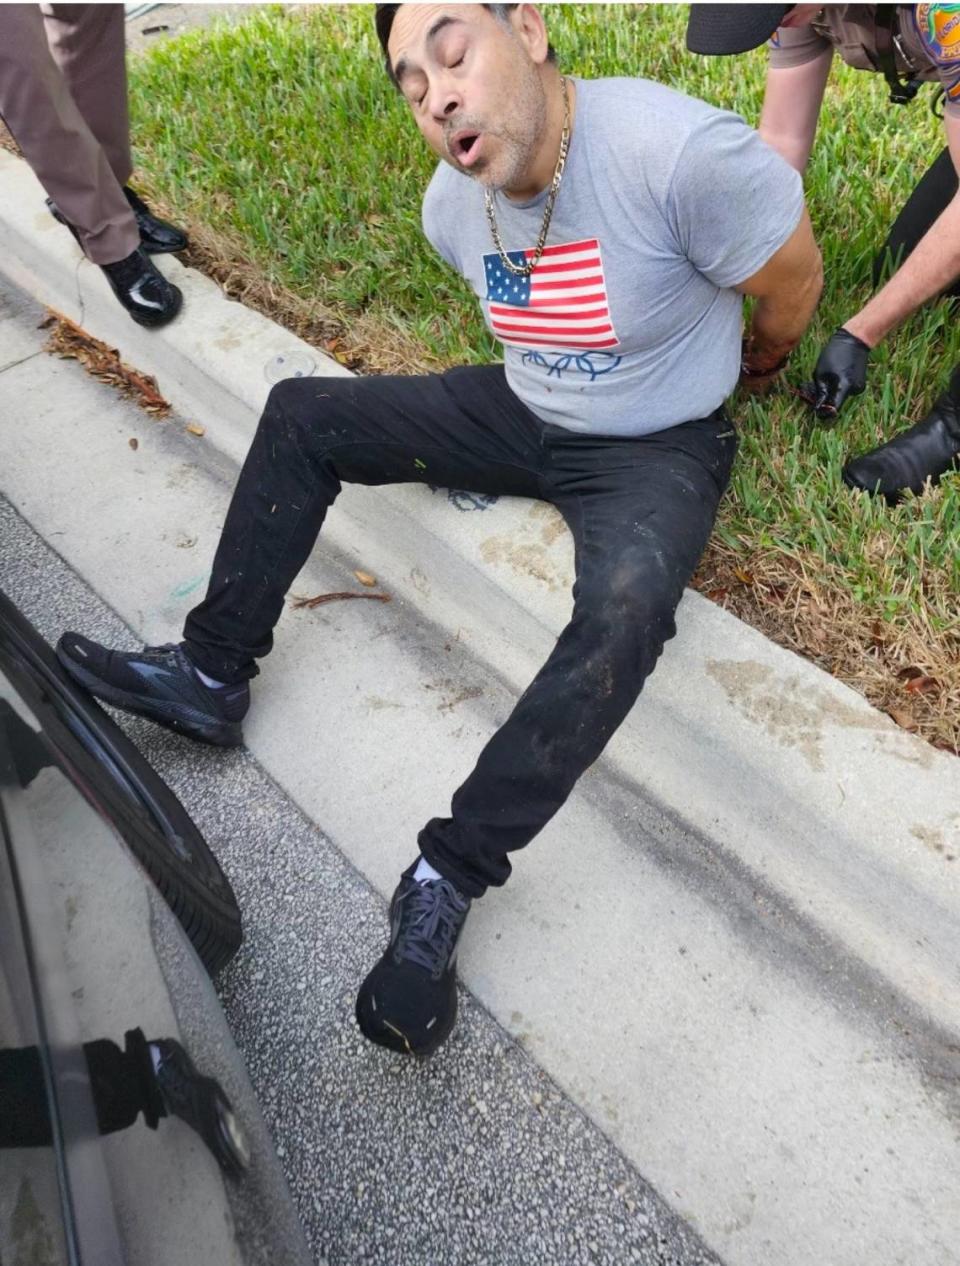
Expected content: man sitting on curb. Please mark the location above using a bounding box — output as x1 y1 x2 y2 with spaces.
57 4 822 1057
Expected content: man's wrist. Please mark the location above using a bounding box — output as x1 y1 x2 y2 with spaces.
740 352 791 378
740 338 791 377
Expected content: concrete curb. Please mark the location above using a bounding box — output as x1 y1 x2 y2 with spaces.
4 149 960 1265
0 151 352 462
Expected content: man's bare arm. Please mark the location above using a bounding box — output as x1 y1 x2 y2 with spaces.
736 207 823 387
758 50 833 174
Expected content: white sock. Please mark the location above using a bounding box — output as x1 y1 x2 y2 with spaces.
195 667 227 690
413 856 443 884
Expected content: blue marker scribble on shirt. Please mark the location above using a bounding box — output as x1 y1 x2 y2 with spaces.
521 349 623 381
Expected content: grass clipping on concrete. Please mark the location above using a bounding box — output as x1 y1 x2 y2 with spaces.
127 4 959 754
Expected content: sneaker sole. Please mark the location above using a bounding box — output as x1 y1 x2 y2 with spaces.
55 644 243 748
354 985 456 1058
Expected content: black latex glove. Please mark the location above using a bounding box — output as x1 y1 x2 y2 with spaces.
800 328 871 419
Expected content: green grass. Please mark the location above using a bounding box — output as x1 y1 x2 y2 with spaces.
128 4 959 739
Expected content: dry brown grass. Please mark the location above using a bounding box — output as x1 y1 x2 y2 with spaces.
693 540 959 755
173 215 444 378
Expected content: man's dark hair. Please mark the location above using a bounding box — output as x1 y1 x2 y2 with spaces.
375 4 556 88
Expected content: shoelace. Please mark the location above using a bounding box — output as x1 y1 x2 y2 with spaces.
394 879 468 978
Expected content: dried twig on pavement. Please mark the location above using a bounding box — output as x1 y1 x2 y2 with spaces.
292 591 392 609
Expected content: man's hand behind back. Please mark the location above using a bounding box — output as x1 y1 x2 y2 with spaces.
736 207 824 393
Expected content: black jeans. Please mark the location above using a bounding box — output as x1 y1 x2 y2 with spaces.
183 366 736 897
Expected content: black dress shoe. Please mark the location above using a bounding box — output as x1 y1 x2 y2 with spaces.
842 368 960 503
100 246 183 328
122 186 188 254
47 192 187 255
46 197 83 246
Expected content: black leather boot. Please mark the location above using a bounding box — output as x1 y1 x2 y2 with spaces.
122 186 188 254
842 367 960 503
47 190 187 255
100 246 183 327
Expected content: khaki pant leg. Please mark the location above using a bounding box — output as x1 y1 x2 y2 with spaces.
0 4 137 264
41 3 132 184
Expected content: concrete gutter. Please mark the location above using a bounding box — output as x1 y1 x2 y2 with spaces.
3 149 960 1265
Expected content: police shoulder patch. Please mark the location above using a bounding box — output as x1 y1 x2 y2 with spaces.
915 3 960 102
915 4 960 65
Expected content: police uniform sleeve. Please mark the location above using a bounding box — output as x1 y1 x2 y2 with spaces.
912 4 960 117
767 22 832 69
666 110 805 290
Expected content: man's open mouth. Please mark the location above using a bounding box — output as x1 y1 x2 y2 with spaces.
450 130 483 165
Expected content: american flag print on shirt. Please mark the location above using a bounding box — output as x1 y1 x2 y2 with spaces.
483 238 619 351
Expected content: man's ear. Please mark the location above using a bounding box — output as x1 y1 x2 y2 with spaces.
512 4 550 65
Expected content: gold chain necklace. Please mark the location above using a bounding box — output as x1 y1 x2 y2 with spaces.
483 76 570 279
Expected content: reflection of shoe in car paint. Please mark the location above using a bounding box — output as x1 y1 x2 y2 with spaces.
148 1036 250 1176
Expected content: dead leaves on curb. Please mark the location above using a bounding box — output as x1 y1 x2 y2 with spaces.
41 311 170 416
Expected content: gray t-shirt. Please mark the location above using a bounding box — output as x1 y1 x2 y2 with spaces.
423 77 804 436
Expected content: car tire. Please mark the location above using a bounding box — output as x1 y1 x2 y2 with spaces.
0 591 241 974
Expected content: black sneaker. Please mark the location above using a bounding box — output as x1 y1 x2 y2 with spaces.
356 866 471 1057
100 246 183 328
843 370 960 503
56 634 248 747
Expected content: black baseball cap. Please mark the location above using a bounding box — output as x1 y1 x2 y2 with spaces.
685 5 793 56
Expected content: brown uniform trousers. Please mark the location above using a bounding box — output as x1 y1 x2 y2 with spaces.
0 3 139 264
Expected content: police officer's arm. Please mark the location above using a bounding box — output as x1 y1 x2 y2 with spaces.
758 48 833 173
807 112 960 417
843 112 960 348
736 207 823 390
